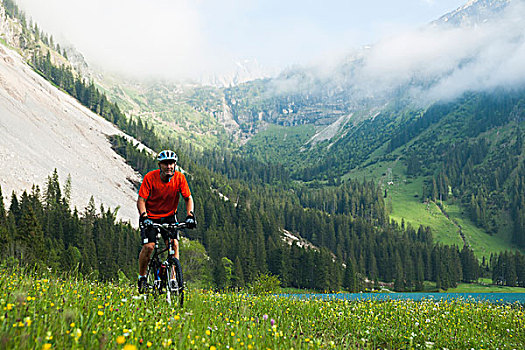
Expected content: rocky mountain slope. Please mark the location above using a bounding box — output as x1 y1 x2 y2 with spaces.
0 42 143 225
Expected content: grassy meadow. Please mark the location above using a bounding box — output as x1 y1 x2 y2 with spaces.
1 267 524 349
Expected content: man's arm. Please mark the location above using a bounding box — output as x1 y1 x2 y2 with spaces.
137 196 147 217
184 195 194 216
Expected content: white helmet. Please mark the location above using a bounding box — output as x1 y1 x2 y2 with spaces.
157 150 178 163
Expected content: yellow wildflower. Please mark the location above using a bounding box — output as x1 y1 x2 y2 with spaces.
116 335 126 344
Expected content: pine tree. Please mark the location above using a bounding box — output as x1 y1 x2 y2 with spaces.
17 205 46 265
393 251 405 292
343 258 357 292
0 186 6 225
460 245 479 282
0 187 11 257
233 256 245 288
9 192 21 225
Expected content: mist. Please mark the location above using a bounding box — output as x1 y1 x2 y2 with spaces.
13 0 524 102
272 0 525 105
363 1 525 103
14 0 226 80
14 0 469 82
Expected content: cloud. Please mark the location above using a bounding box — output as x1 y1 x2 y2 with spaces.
352 1 525 103
15 0 225 80
15 0 468 83
272 1 525 105
16 0 362 81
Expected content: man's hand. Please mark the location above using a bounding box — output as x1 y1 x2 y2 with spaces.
185 213 197 229
139 213 153 229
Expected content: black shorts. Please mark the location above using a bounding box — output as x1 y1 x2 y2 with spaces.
140 215 178 245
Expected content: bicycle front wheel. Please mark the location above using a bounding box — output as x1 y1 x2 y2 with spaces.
167 259 184 308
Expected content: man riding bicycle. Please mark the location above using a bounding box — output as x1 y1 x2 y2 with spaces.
137 150 196 294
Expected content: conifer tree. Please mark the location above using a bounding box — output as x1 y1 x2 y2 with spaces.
17 205 45 265
343 258 358 292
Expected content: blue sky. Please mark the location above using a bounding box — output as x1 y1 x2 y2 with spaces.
196 0 471 72
15 0 468 79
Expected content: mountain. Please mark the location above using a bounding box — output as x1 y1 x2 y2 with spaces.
217 0 520 140
0 6 144 225
72 0 525 254
433 0 511 26
228 0 525 254
198 58 274 87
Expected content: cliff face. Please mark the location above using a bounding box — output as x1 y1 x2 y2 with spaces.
0 6 22 48
0 40 142 225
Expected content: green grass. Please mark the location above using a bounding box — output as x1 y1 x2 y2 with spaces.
448 283 525 293
424 281 525 293
388 177 464 247
347 160 461 246
243 124 316 164
442 202 522 257
348 159 521 257
1 267 524 349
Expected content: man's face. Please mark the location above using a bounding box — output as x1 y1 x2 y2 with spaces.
159 160 176 177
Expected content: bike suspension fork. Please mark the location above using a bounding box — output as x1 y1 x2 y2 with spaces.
171 257 183 288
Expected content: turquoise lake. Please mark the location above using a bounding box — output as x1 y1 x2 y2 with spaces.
281 292 525 304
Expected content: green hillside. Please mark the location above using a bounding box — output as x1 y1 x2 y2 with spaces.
95 80 230 150
240 90 525 256
369 161 520 257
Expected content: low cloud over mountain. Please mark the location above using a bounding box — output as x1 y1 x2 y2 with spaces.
272 0 525 105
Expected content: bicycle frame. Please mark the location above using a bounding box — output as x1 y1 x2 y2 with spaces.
144 222 187 306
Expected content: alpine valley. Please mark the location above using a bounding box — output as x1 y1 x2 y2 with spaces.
0 0 524 291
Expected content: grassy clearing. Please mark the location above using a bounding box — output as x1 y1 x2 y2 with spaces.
1 267 524 349
381 165 464 247
447 283 525 293
423 281 525 293
351 159 520 256
243 124 315 164
441 202 522 257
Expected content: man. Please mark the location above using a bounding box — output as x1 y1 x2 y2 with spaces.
137 149 196 293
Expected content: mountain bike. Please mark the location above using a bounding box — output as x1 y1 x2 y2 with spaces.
143 222 188 307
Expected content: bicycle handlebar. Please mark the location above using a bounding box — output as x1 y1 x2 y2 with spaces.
150 222 189 231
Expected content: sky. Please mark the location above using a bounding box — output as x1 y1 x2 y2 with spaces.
14 0 469 81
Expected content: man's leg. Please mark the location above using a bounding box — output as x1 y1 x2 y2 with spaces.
138 242 155 293
139 243 155 276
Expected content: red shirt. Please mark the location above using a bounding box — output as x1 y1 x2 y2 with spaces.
138 169 191 219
